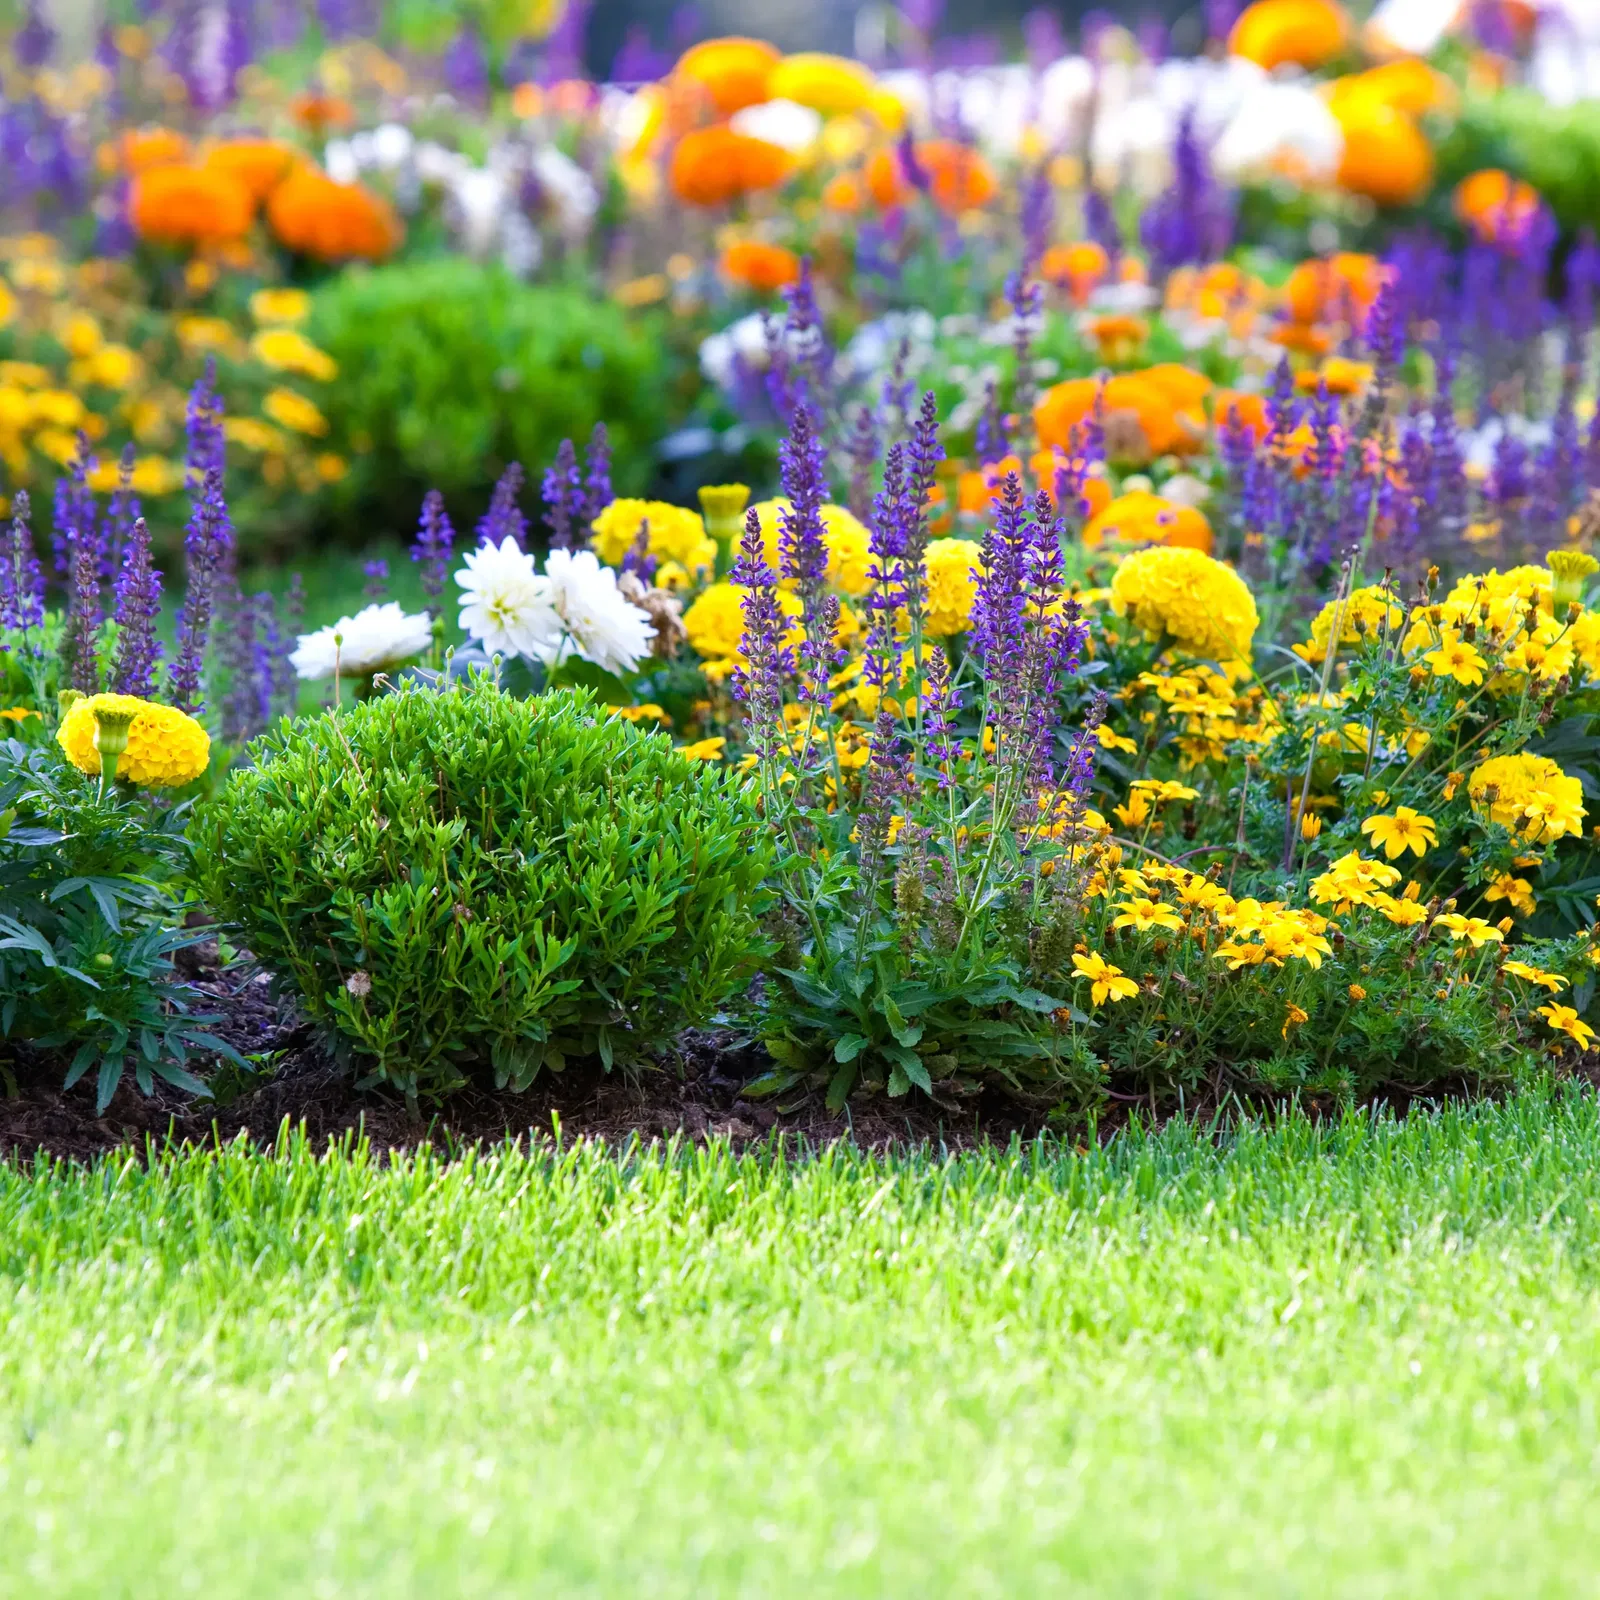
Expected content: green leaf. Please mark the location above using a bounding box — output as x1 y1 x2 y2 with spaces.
825 1061 858 1111
741 1069 802 1099
887 1064 910 1097
95 1053 123 1115
833 1033 869 1064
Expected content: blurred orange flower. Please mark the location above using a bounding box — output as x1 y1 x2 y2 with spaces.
720 240 802 292
129 165 254 249
864 140 996 213
1084 490 1213 554
202 139 302 202
1228 0 1349 69
669 126 791 206
266 169 401 262
1455 168 1542 243
1330 95 1433 208
1035 368 1212 462
1040 240 1109 304
1283 252 1385 326
290 92 354 133
672 37 779 116
104 125 189 175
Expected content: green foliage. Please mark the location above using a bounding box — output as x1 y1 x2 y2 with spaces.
194 677 773 1099
0 734 236 1111
310 261 672 534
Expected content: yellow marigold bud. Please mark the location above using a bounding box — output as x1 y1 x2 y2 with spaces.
1547 548 1599 609
1300 810 1322 840
697 483 752 549
1347 984 1367 1001
56 694 210 787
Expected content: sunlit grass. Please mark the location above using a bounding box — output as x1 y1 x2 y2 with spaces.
3 1092 1599 1595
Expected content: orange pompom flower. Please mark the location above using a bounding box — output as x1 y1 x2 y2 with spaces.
672 37 780 117
1455 168 1543 243
864 140 996 213
105 125 189 175
202 139 302 202
1330 95 1433 209
720 240 802 292
1228 0 1349 69
821 172 865 212
290 92 354 133
669 125 791 206
1283 252 1385 326
266 168 402 262
1040 240 1110 304
1084 490 1214 553
129 165 254 249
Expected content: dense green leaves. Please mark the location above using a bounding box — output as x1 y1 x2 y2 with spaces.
194 678 773 1099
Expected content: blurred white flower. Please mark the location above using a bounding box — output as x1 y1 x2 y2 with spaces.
1364 0 1461 57
291 603 433 681
323 138 360 185
730 98 823 152
1212 78 1342 186
531 147 599 234
455 537 558 659
540 549 655 676
699 311 781 389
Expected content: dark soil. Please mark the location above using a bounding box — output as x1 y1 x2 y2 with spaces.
0 947 1044 1164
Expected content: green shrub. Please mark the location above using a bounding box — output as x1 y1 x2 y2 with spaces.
311 262 673 535
193 679 772 1100
0 733 235 1112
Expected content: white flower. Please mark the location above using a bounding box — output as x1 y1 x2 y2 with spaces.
539 548 655 676
291 602 433 681
455 536 558 659
531 147 599 233
730 98 823 153
1212 78 1343 187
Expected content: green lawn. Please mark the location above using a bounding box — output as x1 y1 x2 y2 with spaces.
3 1095 1600 1596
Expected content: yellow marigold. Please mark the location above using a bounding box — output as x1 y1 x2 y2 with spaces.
175 315 240 355
768 52 876 117
1469 753 1586 844
1535 1004 1597 1050
249 287 312 324
249 327 337 381
56 694 210 787
1109 546 1259 662
263 388 328 437
752 499 875 596
683 581 747 660
591 498 714 574
78 343 142 390
923 537 982 637
1294 584 1405 664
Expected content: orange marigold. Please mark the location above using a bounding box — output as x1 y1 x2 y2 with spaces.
105 125 189 174
129 165 254 248
1228 0 1349 69
863 140 996 213
720 240 802 293
672 37 779 116
266 168 402 262
669 125 791 206
1283 252 1385 326
202 139 302 202
1331 96 1433 209
1455 168 1543 243
1034 368 1211 461
290 92 354 132
1040 240 1109 303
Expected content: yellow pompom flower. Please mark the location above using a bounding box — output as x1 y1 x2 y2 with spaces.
922 537 982 637
751 499 875 597
591 498 715 577
249 287 312 324
56 694 210 787
1109 546 1259 662
1293 584 1404 664
682 580 803 663
1469 753 1586 844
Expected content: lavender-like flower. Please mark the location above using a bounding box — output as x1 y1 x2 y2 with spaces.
219 587 274 743
975 377 1009 466
0 492 44 638
781 257 832 418
582 422 612 526
185 358 226 487
61 544 102 694
1006 272 1044 440
921 644 961 785
729 508 794 763
777 405 838 707
1139 110 1233 279
167 466 231 714
102 443 142 579
846 402 880 522
14 0 55 67
362 558 390 601
969 472 1032 712
442 25 489 103
410 488 455 603
51 433 96 579
268 577 304 720
109 516 163 698
541 444 582 550
620 521 657 585
1019 166 1054 281
479 462 529 550
857 710 913 878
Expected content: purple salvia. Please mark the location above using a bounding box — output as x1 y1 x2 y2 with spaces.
61 543 102 695
1428 342 1469 535
442 25 489 103
761 311 798 425
1083 188 1120 263
540 445 582 551
1006 272 1044 441
975 378 1009 467
410 489 455 603
101 443 142 580
857 710 913 879
0 491 45 637
968 472 1032 714
863 450 908 696
167 466 230 714
14 0 55 67
219 588 273 743
109 517 163 698
896 391 945 628
777 406 838 708
362 558 390 601
921 644 961 786
781 257 831 418
729 507 793 763
846 402 880 523
1019 166 1054 280
582 423 612 527
51 433 96 579
269 578 304 721
1061 692 1108 800
479 461 529 550
185 358 226 488
620 522 657 585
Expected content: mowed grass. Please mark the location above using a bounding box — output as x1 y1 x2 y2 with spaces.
3 1096 1600 1597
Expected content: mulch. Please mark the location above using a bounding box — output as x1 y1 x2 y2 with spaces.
0 945 1044 1164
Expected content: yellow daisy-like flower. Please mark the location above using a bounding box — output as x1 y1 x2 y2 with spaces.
1360 806 1437 860
262 387 328 437
590 498 715 575
1095 724 1138 754
249 327 337 381
1424 637 1487 685
1281 1002 1309 1040
1111 897 1183 934
1071 950 1139 1005
249 287 312 324
1372 892 1430 927
608 703 671 725
56 694 210 787
1433 912 1504 948
1130 778 1199 803
1501 959 1566 993
675 736 727 762
1534 1003 1597 1050
1108 546 1259 663
1469 753 1587 844
1484 872 1535 917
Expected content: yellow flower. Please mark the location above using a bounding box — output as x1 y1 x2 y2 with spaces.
922 537 983 636
1309 850 1401 909
1534 1004 1597 1050
1215 940 1266 970
1425 637 1487 685
223 417 287 453
1484 873 1535 917
1095 724 1137 754
175 315 240 355
1502 959 1566 993
1262 919 1332 968
250 327 338 381
1111 897 1183 934
1360 806 1437 860
1113 791 1152 829
1547 548 1598 609
1130 778 1198 803
1347 983 1367 1000
1433 913 1504 948
58 310 102 357
1293 584 1404 664
1282 1002 1309 1040
752 499 876 597
1372 892 1430 927
314 453 347 484
249 287 312 324
591 498 713 573
1469 753 1587 844
56 694 210 787
83 343 142 390
0 706 39 721
609 703 671 725
768 52 876 116
675 736 727 762
1109 546 1259 662
262 388 328 436
1072 950 1139 1005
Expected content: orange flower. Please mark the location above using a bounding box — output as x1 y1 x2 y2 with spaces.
104 125 189 175
1331 95 1433 208
1085 313 1148 361
670 125 791 206
129 165 254 248
290 92 354 132
1283 253 1385 326
1040 240 1109 304
1213 389 1268 440
956 455 1024 515
1334 59 1456 118
202 139 302 202
822 172 864 212
863 140 996 213
672 37 779 116
1228 0 1349 70
1084 491 1213 554
720 240 802 292
266 169 402 262
1272 321 1334 357
1035 370 1211 462
1455 169 1542 243
1026 449 1113 517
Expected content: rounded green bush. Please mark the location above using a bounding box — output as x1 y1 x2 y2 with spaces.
311 260 674 535
194 680 772 1099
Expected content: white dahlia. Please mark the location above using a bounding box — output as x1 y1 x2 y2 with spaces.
455 536 558 658
539 547 655 676
291 602 433 681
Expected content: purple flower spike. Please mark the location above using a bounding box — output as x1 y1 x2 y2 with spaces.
410 489 455 603
62 544 102 695
0 491 45 638
168 466 231 715
541 444 582 550
110 517 164 699
185 358 226 487
479 462 529 550
583 423 612 526
730 507 794 763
